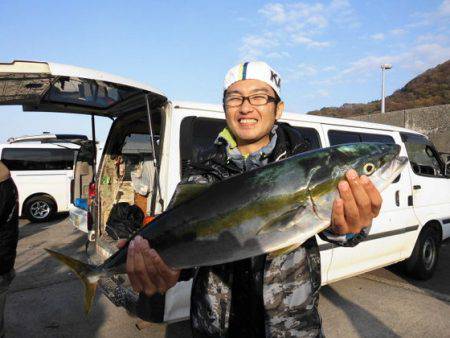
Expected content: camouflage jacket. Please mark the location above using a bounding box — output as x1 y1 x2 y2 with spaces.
178 123 367 337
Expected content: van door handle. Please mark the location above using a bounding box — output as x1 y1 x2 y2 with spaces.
395 190 400 206
413 185 421 190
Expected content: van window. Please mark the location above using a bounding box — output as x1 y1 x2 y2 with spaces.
1 148 75 171
180 118 323 174
121 133 156 181
329 130 395 146
180 117 227 174
293 127 321 149
47 77 141 109
401 133 445 177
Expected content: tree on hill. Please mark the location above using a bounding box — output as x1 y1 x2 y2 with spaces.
308 59 450 117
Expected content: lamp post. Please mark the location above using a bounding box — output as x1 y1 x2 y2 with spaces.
381 63 392 114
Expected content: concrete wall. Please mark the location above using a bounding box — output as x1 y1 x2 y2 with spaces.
348 104 450 154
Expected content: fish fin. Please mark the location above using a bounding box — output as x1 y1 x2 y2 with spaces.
168 183 211 208
256 205 306 235
268 243 302 259
45 248 99 314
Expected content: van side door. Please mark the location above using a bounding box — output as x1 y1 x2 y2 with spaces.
401 132 450 241
321 126 417 283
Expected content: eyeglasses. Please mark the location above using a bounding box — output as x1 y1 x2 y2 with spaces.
224 94 279 107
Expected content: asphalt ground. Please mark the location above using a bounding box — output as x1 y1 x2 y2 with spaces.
4 216 450 337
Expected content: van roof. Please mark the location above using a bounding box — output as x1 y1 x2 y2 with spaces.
7 133 88 144
0 142 79 149
1 60 165 97
172 100 422 135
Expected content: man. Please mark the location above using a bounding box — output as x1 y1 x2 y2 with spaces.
126 62 382 337
0 161 19 338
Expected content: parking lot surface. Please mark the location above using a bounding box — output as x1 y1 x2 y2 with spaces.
4 216 450 337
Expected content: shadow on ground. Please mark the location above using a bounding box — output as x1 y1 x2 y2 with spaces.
18 212 70 240
6 216 108 338
321 286 401 338
384 238 450 299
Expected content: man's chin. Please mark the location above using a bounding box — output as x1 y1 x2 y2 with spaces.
236 134 265 146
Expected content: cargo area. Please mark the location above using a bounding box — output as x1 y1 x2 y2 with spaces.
96 108 163 248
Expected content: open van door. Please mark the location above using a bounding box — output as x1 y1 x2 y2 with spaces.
0 59 168 236
0 60 167 117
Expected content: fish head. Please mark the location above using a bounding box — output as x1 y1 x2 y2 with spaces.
334 142 408 192
308 142 408 222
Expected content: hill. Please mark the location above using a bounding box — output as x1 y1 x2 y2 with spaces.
308 59 450 117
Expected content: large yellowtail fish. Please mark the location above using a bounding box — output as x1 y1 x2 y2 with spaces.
46 142 407 313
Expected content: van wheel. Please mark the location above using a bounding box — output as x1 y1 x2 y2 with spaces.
24 196 56 223
404 227 440 280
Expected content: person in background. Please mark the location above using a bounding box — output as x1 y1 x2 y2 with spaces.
0 161 19 338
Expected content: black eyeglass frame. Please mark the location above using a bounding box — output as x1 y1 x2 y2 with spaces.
223 93 280 108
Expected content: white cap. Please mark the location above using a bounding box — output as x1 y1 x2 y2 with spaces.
224 61 281 96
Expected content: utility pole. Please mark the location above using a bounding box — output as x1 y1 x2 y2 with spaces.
381 63 392 114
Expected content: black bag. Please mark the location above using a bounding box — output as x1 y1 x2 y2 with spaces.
106 202 144 240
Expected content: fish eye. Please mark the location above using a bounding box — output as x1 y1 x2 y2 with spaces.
364 163 375 175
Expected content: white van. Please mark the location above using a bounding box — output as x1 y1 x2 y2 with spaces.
0 134 84 222
1 60 449 323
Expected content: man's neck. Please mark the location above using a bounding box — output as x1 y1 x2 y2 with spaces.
237 135 270 156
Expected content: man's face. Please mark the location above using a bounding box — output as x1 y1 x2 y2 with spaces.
224 79 284 146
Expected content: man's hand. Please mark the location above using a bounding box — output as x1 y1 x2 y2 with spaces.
119 236 180 296
331 169 383 235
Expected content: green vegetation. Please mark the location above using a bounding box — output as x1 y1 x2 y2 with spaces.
308 59 450 117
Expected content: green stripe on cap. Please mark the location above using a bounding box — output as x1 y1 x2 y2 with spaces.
242 62 249 80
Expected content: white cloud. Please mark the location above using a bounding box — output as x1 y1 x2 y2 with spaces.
323 66 337 72
408 0 450 27
240 1 350 58
370 33 385 41
258 3 286 23
292 35 331 48
238 33 279 61
409 43 450 69
339 42 450 77
299 88 331 100
390 28 407 36
340 55 399 76
266 51 291 59
416 33 449 44
439 0 450 16
256 1 359 48
296 63 318 76
285 63 318 81
317 89 330 97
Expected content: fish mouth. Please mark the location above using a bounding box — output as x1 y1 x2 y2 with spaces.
372 155 409 192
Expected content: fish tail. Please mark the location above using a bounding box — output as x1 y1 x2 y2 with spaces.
45 248 99 314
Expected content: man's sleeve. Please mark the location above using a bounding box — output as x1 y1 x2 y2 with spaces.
318 225 371 247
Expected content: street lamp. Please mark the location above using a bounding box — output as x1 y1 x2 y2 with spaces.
381 63 392 114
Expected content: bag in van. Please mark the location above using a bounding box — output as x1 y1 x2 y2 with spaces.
105 202 144 240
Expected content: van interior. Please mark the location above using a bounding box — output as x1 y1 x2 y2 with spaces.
96 108 163 245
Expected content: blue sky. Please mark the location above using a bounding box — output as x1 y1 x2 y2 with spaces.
0 0 449 143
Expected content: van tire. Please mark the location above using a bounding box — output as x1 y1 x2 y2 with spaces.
23 196 56 223
404 227 440 280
